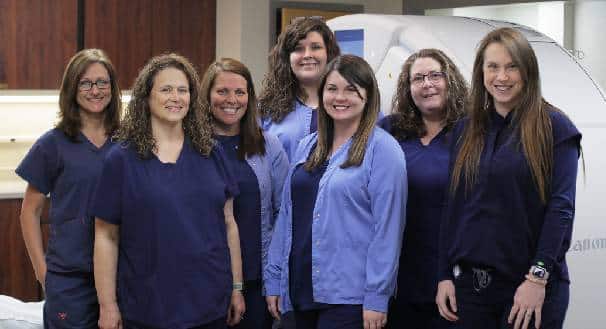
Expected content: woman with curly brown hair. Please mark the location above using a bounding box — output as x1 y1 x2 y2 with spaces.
92 53 245 329
16 48 121 328
259 16 340 161
378 48 467 329
436 28 581 329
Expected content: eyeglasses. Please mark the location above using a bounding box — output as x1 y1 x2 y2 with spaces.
410 71 446 86
78 79 110 91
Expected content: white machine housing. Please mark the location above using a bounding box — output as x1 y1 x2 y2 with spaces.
327 14 605 329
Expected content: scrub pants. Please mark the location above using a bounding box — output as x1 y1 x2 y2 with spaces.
452 265 569 329
386 299 454 329
123 317 227 329
231 280 272 329
285 304 363 329
43 271 98 329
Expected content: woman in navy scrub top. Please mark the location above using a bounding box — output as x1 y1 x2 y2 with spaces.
436 28 582 329
93 54 245 329
258 17 340 161
17 49 122 329
201 58 289 329
379 49 467 329
265 55 407 329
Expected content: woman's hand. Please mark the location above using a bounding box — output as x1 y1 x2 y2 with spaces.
227 290 245 326
98 302 122 329
363 309 387 329
436 280 459 321
265 295 281 320
508 280 545 329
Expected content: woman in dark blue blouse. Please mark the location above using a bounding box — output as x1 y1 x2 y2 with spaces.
92 54 245 329
17 49 122 329
379 48 467 329
436 28 581 329
201 58 289 329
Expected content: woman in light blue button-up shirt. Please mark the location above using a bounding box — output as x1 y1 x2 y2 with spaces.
258 17 340 161
265 55 407 329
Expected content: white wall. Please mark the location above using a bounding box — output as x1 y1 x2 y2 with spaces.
216 0 403 89
574 1 606 91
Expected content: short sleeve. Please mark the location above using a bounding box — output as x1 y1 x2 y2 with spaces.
91 146 125 224
15 130 60 195
212 145 240 199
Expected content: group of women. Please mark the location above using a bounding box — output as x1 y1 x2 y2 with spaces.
16 16 580 329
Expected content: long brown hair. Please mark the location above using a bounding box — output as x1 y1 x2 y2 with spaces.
115 53 213 158
201 58 266 159
57 49 122 140
258 17 340 122
451 28 553 203
390 48 467 140
305 55 379 170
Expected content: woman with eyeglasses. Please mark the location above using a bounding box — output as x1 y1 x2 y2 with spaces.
92 54 245 329
259 16 340 162
436 28 581 329
16 49 122 328
379 49 468 329
265 55 407 329
201 58 289 329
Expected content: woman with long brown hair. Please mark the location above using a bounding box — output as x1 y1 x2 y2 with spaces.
259 16 340 161
380 48 467 329
17 48 121 328
265 55 406 329
436 28 581 329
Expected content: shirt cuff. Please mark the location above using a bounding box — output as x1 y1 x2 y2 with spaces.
263 279 280 296
363 292 390 313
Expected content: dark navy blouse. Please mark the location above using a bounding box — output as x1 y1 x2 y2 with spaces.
215 135 262 282
92 139 239 328
289 159 329 310
439 107 581 283
16 128 113 274
379 116 451 303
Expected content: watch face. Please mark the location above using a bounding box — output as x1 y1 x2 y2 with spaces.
531 266 547 279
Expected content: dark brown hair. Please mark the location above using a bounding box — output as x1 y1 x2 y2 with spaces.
57 49 122 140
259 17 340 122
115 53 213 158
305 55 379 170
201 58 265 159
451 27 552 202
390 48 467 140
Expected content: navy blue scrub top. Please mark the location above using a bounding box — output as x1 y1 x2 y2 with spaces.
92 139 239 328
215 135 262 282
439 108 581 283
309 108 318 134
379 116 451 303
16 128 113 274
289 157 329 310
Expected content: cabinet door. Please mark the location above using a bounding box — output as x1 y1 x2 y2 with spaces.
0 0 78 89
0 198 49 302
84 0 216 90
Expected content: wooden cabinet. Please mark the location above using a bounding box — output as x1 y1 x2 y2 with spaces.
0 0 78 89
0 198 49 302
0 0 216 90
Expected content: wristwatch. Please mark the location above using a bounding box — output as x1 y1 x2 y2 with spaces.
529 262 550 281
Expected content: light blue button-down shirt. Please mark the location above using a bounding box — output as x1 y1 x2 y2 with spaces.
243 133 289 290
261 100 314 162
264 127 407 313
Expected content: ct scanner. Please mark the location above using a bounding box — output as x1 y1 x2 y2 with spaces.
327 14 605 329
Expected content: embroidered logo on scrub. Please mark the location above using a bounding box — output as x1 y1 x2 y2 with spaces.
58 312 68 320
